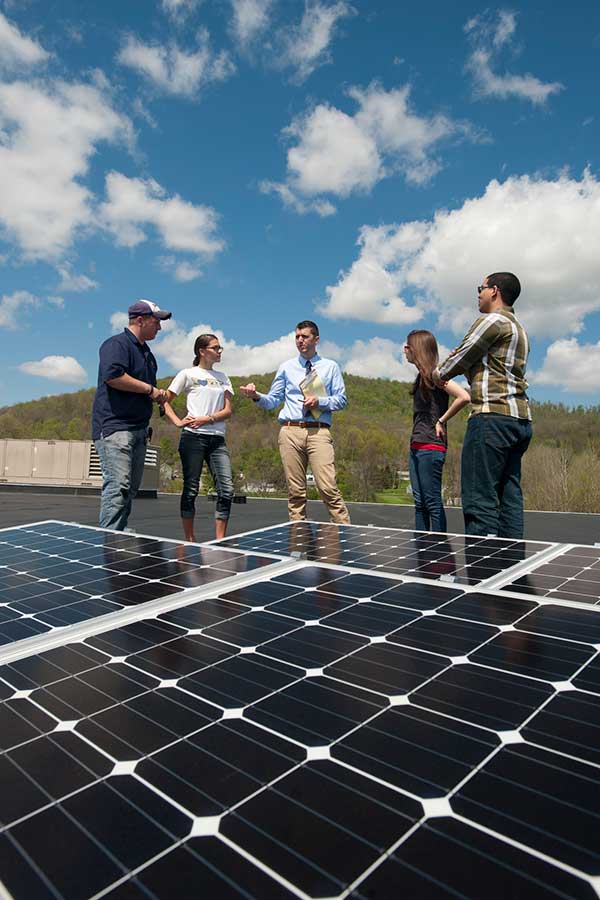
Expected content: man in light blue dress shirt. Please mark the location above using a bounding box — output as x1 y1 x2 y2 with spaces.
240 321 350 523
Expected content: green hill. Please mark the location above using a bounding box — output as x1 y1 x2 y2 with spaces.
1 374 599 510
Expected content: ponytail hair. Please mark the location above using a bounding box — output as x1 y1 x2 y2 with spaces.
192 333 218 366
406 330 439 401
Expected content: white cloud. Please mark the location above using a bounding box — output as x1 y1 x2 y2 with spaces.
64 24 84 46
100 172 224 257
262 83 476 213
156 324 456 387
321 221 429 323
155 321 449 384
117 31 235 98
320 171 600 340
132 97 158 129
18 355 87 384
260 179 336 217
156 322 297 375
281 1 354 83
351 84 466 184
491 9 517 47
56 263 98 292
110 311 129 333
0 289 38 329
161 0 199 21
174 261 203 282
230 0 273 47
531 339 600 393
342 337 417 380
342 336 453 380
47 295 65 307
0 79 132 260
157 255 203 282
464 10 563 105
0 11 49 71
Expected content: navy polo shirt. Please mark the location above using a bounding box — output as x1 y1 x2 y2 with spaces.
92 328 158 439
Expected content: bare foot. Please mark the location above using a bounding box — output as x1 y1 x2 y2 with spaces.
181 518 196 543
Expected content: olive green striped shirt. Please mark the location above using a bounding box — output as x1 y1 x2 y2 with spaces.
437 308 531 420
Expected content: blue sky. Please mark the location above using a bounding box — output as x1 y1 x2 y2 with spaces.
1 0 599 406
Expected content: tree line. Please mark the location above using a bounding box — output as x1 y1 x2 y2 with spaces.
1 375 599 511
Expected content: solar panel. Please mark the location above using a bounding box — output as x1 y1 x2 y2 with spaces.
214 521 554 586
1 545 599 899
0 521 282 652
500 543 600 606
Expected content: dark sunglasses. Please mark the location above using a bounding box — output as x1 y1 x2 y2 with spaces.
477 284 495 294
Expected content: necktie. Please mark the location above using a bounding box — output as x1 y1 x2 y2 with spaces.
303 359 313 418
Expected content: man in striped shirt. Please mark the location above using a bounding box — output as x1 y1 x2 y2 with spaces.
434 272 532 538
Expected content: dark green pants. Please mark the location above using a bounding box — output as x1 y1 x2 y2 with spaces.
461 413 532 539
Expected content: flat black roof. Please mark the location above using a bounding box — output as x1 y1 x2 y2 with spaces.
0 490 598 545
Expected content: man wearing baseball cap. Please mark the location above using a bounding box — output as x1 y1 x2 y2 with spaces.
92 299 172 530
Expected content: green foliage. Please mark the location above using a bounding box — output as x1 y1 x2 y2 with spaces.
0 375 599 510
376 484 413 505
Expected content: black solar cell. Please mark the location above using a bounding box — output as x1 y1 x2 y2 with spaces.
451 744 600 874
0 521 283 651
215 521 552 586
355 818 595 899
332 704 499 797
501 543 600 605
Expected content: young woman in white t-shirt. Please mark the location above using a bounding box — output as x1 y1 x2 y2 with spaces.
163 334 234 541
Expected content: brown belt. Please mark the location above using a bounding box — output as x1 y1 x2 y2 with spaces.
281 421 330 429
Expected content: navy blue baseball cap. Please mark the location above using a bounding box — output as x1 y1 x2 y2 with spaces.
128 299 172 320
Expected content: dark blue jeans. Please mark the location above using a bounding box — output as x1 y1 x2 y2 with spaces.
409 448 447 532
179 431 234 521
461 413 532 538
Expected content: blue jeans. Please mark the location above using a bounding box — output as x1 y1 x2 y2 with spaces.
409 448 447 532
95 428 147 531
461 413 532 538
179 431 234 521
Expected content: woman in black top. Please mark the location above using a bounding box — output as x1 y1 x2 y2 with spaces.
404 330 470 532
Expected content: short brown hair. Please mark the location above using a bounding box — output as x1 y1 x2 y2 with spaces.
295 320 319 336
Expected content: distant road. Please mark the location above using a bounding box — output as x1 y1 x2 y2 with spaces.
1 490 598 546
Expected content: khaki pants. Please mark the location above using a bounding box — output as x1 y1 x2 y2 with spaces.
278 426 350 523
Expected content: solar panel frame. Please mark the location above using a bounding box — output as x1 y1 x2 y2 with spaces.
483 541 600 609
0 520 294 664
209 519 560 587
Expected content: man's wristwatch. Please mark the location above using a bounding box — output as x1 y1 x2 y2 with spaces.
147 384 154 396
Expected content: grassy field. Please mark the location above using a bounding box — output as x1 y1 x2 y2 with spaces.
375 484 413 505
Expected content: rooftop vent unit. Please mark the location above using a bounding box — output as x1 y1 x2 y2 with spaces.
0 439 159 495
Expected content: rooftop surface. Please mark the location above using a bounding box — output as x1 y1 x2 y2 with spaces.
1 489 599 545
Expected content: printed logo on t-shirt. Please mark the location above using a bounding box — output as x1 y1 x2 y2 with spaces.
192 376 222 388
